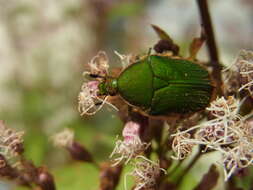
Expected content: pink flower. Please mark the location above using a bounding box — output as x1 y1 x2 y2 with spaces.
110 121 149 165
122 121 140 143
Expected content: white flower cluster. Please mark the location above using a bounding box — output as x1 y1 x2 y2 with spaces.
125 156 165 190
171 96 253 180
0 121 24 168
86 51 109 77
171 132 194 160
236 50 253 94
114 51 132 69
51 128 74 148
224 50 253 95
78 51 118 115
78 81 104 115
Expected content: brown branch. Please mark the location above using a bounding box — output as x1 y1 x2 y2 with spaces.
196 0 223 96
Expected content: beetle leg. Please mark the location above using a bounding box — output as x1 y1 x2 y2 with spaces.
188 27 206 60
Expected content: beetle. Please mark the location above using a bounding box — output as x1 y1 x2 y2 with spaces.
97 54 213 116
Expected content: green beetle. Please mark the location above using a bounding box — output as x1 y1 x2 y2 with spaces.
98 54 213 116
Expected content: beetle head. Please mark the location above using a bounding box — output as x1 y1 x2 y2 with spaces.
98 78 118 96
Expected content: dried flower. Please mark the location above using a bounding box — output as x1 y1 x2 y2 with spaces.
221 137 253 180
171 96 253 180
223 50 253 95
235 50 253 94
86 51 109 76
78 80 118 115
206 96 239 119
78 81 103 115
114 51 132 68
126 156 165 190
171 132 195 160
51 128 74 148
110 121 150 165
0 121 24 168
78 51 119 116
52 129 93 163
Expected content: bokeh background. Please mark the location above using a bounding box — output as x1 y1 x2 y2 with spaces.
0 0 252 189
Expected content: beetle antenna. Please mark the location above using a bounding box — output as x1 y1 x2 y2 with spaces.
83 71 105 79
89 74 104 79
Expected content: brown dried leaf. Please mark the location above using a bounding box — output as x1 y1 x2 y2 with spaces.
189 29 206 60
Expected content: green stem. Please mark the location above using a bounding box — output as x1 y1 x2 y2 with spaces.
175 149 202 185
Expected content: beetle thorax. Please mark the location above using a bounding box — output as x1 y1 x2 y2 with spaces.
98 78 118 96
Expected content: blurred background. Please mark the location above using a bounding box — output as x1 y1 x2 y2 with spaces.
0 0 252 189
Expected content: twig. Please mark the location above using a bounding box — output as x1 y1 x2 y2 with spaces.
197 0 223 96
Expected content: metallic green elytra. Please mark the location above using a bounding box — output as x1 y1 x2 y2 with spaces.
99 55 213 116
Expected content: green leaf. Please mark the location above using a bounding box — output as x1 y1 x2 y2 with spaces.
53 163 99 190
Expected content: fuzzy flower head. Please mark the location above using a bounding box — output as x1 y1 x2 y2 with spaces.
224 50 253 95
86 51 109 76
0 121 24 168
221 137 253 180
114 51 132 69
78 51 119 116
110 121 150 166
171 132 195 160
52 128 74 148
235 50 253 94
171 96 253 180
206 96 240 119
127 156 165 190
78 80 102 115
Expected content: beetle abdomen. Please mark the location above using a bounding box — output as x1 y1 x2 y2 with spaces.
150 82 212 115
149 56 212 115
117 55 213 115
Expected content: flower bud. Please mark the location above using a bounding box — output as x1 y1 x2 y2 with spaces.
67 141 93 163
36 167 56 190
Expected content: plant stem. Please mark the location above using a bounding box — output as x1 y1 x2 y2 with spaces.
196 0 223 96
175 149 202 185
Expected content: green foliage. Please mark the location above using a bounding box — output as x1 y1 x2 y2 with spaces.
53 163 99 190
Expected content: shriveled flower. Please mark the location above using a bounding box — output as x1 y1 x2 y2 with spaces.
223 50 253 95
114 51 132 68
110 121 150 166
78 51 120 116
86 51 109 76
242 120 253 138
206 96 240 119
51 128 74 148
126 156 166 190
235 50 253 94
171 96 253 180
171 132 194 160
220 137 253 180
0 121 24 168
78 81 102 115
